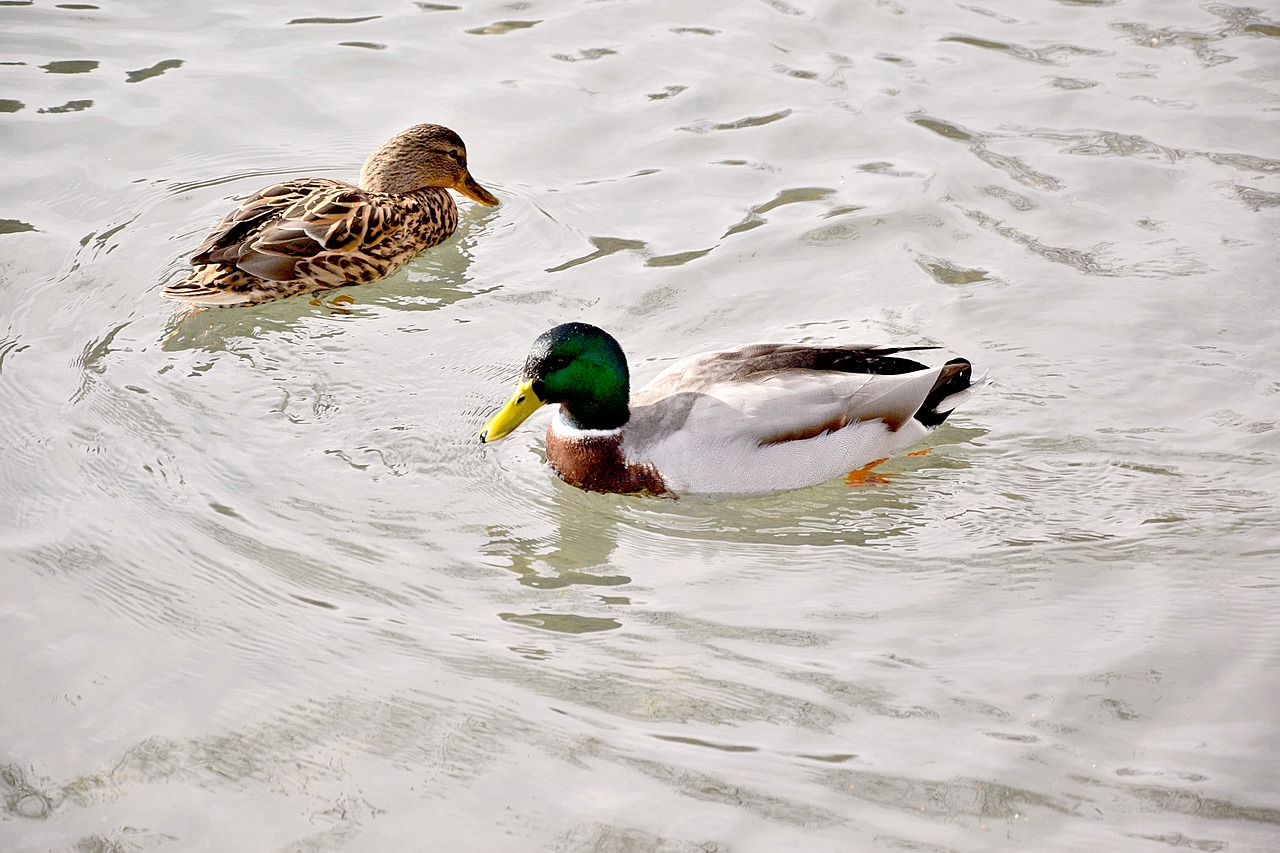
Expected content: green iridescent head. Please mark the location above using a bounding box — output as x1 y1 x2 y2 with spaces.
480 323 631 442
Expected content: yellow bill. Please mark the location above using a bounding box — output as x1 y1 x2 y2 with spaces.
479 379 544 443
457 170 500 206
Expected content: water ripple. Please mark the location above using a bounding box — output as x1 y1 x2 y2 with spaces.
941 35 1108 65
3 1 1279 850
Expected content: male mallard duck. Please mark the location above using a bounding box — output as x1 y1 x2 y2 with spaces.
479 322 987 495
163 124 498 306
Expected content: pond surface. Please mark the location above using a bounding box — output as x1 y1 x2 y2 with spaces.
2 0 1279 850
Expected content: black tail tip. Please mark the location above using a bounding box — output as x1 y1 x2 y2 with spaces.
943 357 972 380
914 358 974 428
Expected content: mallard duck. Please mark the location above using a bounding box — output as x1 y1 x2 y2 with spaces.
479 322 987 495
163 123 498 306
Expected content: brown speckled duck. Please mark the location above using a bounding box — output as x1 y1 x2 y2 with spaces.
479 323 988 496
164 123 498 306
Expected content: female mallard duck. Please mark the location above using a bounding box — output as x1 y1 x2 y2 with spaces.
163 123 498 306
480 322 987 495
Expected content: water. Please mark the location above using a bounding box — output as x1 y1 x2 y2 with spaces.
3 0 1279 850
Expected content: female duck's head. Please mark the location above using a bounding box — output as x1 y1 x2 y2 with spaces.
359 123 499 204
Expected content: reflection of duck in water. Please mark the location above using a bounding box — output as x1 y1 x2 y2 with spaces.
164 124 498 307
481 323 987 496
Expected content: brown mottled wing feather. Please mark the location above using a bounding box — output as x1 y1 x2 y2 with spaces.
192 179 406 283
188 179 339 268
169 180 456 305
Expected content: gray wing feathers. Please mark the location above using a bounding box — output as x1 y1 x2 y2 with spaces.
634 365 947 448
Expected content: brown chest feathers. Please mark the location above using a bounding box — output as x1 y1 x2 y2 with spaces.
544 428 668 496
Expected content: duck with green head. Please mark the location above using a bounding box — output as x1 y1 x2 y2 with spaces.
164 123 499 306
480 322 987 495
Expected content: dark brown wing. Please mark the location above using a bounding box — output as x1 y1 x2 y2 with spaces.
189 179 335 266
189 179 405 282
700 343 940 379
644 344 941 397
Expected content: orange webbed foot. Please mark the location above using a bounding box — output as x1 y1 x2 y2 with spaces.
311 293 356 312
845 457 891 487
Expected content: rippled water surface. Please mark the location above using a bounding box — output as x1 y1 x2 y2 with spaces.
3 0 1279 850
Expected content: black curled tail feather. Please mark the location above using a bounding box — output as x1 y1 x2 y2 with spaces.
913 358 973 428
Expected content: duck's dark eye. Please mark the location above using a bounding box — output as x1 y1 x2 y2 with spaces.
545 355 571 372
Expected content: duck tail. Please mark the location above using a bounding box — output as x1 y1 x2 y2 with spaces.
162 264 294 306
913 359 987 427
